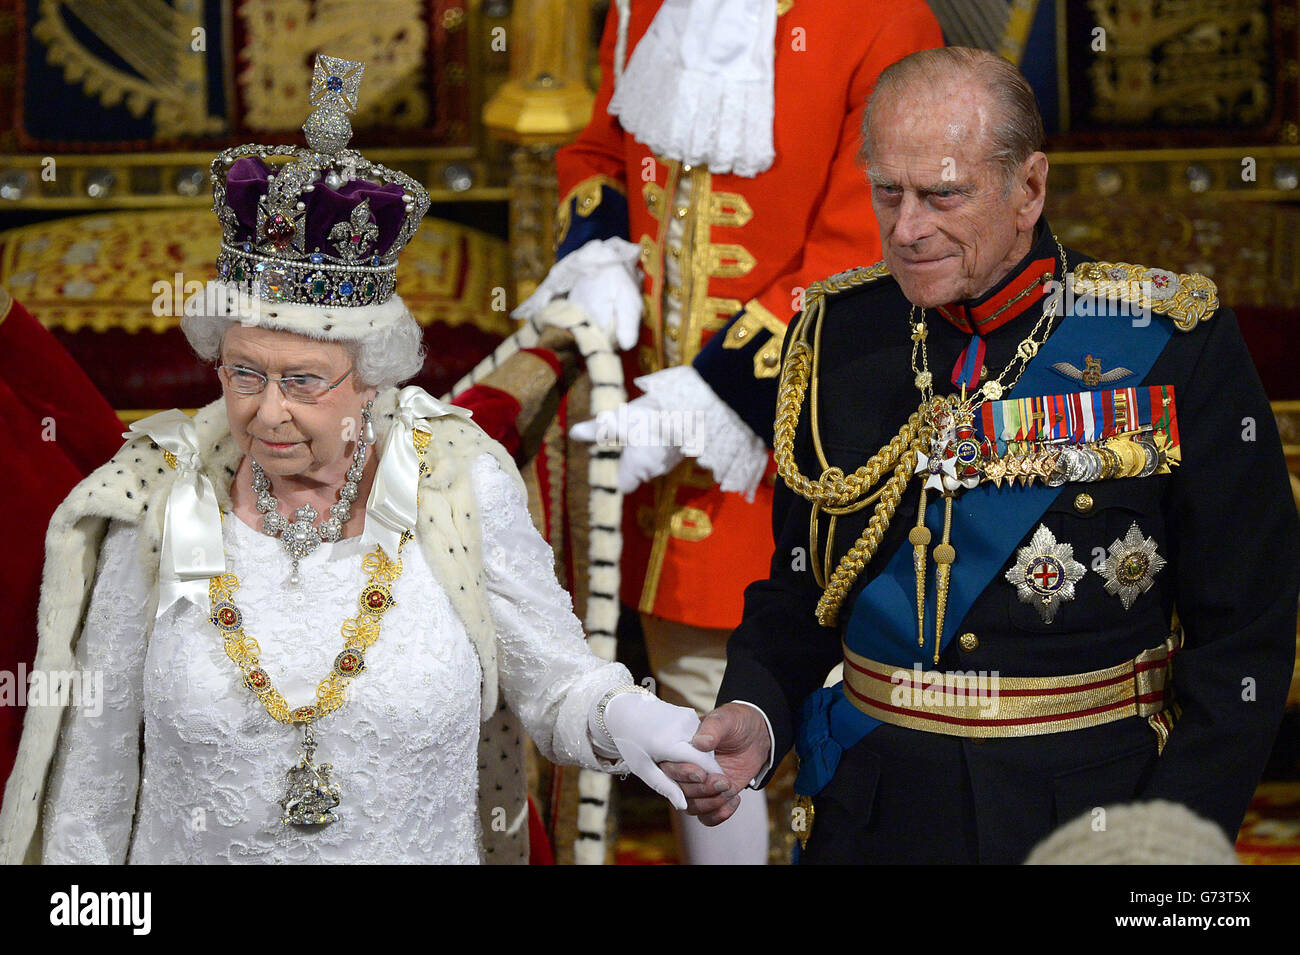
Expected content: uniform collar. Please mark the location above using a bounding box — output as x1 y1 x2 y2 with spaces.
936 220 1057 336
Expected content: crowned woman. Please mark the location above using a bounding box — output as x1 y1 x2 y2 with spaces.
0 56 712 864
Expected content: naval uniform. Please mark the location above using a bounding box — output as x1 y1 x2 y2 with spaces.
704 222 1300 863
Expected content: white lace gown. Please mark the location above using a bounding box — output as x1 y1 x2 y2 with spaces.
42 453 631 864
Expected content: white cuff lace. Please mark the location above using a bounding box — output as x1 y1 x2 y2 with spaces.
633 365 768 501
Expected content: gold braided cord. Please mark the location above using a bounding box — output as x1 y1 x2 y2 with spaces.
773 263 936 625
815 451 919 625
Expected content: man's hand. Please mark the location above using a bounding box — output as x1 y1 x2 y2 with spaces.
659 702 772 825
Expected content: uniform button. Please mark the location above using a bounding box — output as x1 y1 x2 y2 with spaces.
959 632 979 652
674 205 689 219
1073 492 1094 514
762 352 779 368
668 246 681 259
682 163 693 172
667 325 680 341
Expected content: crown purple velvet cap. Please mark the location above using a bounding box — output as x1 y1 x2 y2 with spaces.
223 156 408 260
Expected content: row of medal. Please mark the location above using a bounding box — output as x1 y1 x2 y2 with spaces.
930 427 1169 492
983 432 1166 488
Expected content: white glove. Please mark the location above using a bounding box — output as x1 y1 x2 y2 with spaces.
592 691 724 811
513 237 643 350
568 395 689 493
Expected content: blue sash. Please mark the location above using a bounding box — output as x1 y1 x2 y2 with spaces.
794 302 1174 797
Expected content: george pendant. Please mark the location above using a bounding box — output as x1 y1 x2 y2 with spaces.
279 724 342 826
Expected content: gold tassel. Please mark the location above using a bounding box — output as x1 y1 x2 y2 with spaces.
909 486 931 650
931 494 957 664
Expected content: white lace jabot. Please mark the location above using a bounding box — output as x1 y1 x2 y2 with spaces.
42 453 631 864
609 0 777 177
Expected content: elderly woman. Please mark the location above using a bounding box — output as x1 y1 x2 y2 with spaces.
0 57 711 864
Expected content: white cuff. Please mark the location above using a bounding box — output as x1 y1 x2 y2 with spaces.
632 365 768 500
729 700 776 788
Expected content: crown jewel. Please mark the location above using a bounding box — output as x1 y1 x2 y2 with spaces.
210 55 430 310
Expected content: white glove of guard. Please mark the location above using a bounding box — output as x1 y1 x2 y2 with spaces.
512 237 643 350
569 394 687 494
593 691 724 811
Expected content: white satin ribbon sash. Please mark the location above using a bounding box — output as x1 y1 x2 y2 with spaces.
125 410 226 614
363 385 473 560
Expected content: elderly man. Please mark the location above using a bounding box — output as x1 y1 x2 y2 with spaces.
661 47 1300 863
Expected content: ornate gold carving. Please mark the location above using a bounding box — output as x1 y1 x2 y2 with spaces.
0 207 512 337
1085 0 1271 126
238 0 429 130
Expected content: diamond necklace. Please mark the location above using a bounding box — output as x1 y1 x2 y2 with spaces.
251 400 376 585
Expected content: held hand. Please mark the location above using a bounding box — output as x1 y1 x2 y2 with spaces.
569 397 686 494
600 692 724 811
659 702 772 826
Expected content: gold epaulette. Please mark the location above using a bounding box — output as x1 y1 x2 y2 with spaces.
801 262 891 313
1071 261 1218 332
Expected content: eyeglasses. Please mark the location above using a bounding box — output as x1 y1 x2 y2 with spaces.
218 363 356 403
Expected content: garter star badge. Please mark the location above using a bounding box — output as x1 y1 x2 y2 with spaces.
1006 524 1087 623
1100 522 1167 609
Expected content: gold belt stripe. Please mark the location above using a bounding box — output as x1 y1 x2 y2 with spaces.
840 632 1178 738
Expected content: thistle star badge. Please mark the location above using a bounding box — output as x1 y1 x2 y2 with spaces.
1006 524 1087 623
1100 522 1167 609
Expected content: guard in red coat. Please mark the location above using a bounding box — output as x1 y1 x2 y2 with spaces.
524 0 944 862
